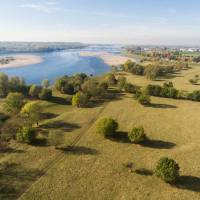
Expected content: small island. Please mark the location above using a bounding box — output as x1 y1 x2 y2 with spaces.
0 55 43 68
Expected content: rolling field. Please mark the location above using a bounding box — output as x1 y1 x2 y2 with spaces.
18 94 200 200
125 64 200 92
1 65 200 200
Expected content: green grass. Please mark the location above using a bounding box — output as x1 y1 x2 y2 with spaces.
2 68 200 200
18 94 200 200
180 51 200 57
125 63 200 92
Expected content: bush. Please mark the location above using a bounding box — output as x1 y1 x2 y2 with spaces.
117 76 127 90
29 85 42 98
106 73 117 86
128 126 146 143
137 94 151 105
72 92 89 107
96 118 118 137
124 83 137 93
123 60 144 75
20 101 42 126
155 157 180 183
82 79 107 99
188 90 200 101
16 127 36 144
4 92 24 114
145 84 162 96
39 88 52 100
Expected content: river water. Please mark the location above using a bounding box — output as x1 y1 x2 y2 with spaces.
0 45 122 84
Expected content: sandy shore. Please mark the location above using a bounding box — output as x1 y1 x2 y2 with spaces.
0 55 43 68
79 51 135 66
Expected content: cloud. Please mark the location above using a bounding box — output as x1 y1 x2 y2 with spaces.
20 1 59 14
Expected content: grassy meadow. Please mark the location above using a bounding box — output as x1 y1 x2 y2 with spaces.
1 63 200 200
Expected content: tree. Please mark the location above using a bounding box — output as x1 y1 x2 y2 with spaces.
82 79 106 99
145 84 162 96
16 127 36 144
29 85 42 98
41 79 50 88
96 118 118 138
4 92 24 114
72 92 89 107
20 101 42 126
9 76 29 96
137 94 151 105
117 76 127 90
188 90 200 101
155 157 180 183
106 73 117 86
39 88 52 100
0 73 9 97
145 64 163 80
128 126 146 144
55 76 75 94
124 83 137 93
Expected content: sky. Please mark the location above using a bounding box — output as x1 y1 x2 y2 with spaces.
1 0 200 45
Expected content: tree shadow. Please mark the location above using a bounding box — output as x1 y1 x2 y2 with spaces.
141 139 176 149
62 146 100 155
173 175 200 192
32 138 48 147
40 121 81 132
0 162 44 199
135 168 153 176
145 103 177 109
0 145 26 154
49 96 69 105
40 112 59 120
0 113 10 122
107 131 131 143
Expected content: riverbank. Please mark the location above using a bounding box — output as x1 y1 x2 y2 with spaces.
0 55 43 68
79 51 135 66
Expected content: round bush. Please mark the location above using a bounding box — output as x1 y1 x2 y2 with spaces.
128 126 146 144
96 118 118 137
155 157 180 183
39 88 52 100
138 94 151 105
72 92 89 108
16 127 36 144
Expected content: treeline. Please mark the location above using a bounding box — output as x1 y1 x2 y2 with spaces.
55 73 116 107
122 60 189 80
0 73 52 101
145 82 200 101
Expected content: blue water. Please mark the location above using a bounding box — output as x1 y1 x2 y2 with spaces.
0 45 122 84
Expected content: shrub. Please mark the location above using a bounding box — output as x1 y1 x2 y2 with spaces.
41 79 50 88
29 85 42 98
82 79 107 99
145 84 162 96
96 118 118 137
144 64 163 80
20 101 42 126
117 76 127 90
123 60 144 75
16 127 36 144
124 83 137 93
55 77 75 94
106 73 117 86
0 73 9 97
39 88 52 100
155 157 180 183
128 126 146 143
72 92 89 107
137 94 151 105
4 92 24 114
188 90 200 101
